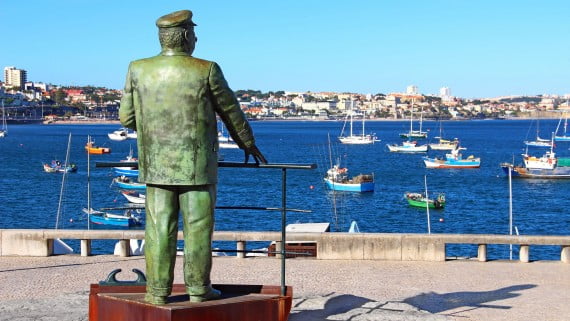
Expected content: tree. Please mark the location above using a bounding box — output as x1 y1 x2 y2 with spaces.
54 89 67 105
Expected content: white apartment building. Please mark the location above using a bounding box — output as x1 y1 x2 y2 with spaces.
406 85 419 95
440 86 453 102
4 66 27 89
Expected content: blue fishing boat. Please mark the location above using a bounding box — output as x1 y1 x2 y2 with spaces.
324 165 374 192
84 208 143 227
113 176 146 190
113 167 139 177
422 147 481 168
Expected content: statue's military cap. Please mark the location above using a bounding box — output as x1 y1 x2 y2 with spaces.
156 10 196 28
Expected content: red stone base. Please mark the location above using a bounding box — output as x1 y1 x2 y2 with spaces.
89 284 293 321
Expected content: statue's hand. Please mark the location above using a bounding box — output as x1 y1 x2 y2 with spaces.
244 145 267 165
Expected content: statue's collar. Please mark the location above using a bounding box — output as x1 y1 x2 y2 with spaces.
160 49 191 57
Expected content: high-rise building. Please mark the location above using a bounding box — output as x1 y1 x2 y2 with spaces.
406 85 419 95
439 87 451 97
440 87 453 102
4 66 27 89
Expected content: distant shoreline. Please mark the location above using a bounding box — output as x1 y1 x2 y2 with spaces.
40 117 561 125
45 120 121 125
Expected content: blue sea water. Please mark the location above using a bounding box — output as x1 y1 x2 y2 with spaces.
1 120 569 260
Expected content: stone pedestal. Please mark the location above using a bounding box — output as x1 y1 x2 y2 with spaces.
89 284 292 321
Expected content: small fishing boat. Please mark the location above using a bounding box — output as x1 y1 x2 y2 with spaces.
113 176 146 190
107 128 128 141
83 208 143 227
324 164 374 192
85 140 111 154
405 192 445 209
113 149 139 177
423 147 481 168
121 191 145 204
387 140 428 153
43 160 78 173
113 167 139 177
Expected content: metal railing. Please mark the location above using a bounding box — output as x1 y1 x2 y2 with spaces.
96 161 317 296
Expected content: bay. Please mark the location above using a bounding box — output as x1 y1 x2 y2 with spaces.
1 120 569 260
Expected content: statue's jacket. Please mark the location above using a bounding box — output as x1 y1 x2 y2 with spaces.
120 53 255 186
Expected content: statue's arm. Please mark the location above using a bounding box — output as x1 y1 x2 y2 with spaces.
119 63 136 130
209 62 254 149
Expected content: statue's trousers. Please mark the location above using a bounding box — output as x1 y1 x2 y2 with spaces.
144 184 216 297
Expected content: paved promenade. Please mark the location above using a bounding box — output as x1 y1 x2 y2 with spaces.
0 255 568 321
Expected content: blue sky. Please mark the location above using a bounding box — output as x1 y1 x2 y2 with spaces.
2 1 569 98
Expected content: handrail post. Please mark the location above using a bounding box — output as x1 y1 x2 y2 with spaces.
280 168 287 296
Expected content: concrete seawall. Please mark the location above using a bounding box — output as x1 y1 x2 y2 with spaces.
2 229 570 263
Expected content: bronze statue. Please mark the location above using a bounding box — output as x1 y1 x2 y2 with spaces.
119 9 267 305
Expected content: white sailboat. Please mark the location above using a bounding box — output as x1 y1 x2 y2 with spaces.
218 121 239 149
524 119 552 147
338 100 378 144
399 99 427 139
429 119 459 150
0 100 7 138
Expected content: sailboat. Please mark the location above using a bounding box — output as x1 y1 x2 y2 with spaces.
0 100 7 138
338 100 378 144
524 119 552 147
429 119 458 150
554 113 570 141
218 121 239 149
399 99 427 139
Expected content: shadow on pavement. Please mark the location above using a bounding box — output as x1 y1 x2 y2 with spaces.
289 293 372 321
403 284 537 314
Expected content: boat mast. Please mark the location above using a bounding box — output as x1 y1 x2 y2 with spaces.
350 97 354 137
409 99 414 136
1 99 6 134
362 109 366 139
508 161 513 260
87 135 91 230
419 99 424 134
327 133 339 230
424 175 431 234
55 133 72 229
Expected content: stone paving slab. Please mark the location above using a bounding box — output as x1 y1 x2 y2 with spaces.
0 255 568 320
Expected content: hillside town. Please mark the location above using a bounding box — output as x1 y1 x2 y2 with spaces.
2 66 570 123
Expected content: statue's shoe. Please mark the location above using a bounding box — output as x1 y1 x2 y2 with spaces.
189 287 221 303
145 293 168 305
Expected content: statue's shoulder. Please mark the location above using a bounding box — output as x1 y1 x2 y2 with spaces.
127 57 157 72
188 56 215 68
